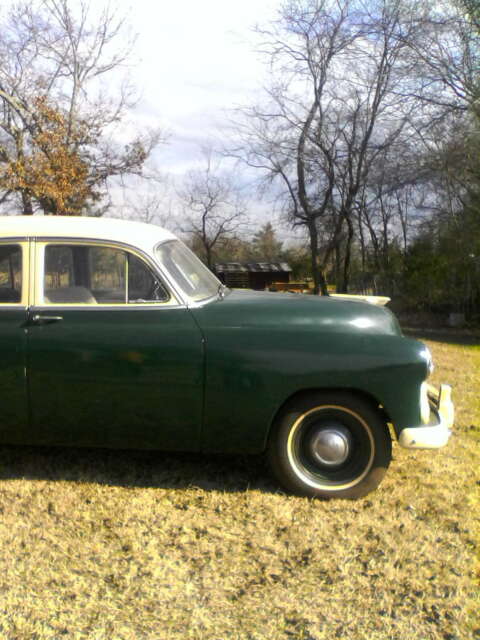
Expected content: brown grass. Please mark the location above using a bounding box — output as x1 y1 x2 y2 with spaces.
0 333 478 640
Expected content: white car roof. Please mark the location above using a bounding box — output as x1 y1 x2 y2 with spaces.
0 215 177 253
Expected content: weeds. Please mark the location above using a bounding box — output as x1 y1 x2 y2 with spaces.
0 336 478 639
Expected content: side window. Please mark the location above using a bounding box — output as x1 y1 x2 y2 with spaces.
43 244 168 305
90 247 126 303
128 254 168 303
0 244 22 303
44 246 74 289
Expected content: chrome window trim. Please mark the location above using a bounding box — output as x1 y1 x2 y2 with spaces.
0 239 29 308
187 287 232 308
153 239 224 308
30 303 186 312
33 236 188 309
187 294 223 308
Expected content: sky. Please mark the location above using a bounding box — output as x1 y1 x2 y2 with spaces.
104 0 299 238
119 0 280 175
1 0 300 239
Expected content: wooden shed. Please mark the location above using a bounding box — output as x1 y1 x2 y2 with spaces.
214 262 292 290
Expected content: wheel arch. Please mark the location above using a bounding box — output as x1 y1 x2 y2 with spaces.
266 387 392 450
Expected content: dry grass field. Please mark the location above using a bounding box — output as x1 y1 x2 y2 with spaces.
0 332 478 640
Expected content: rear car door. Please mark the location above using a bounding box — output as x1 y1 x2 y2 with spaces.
0 240 29 443
26 239 204 450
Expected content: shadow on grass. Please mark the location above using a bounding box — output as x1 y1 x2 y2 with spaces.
404 327 480 347
0 445 278 494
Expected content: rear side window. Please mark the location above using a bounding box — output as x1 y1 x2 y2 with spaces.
43 244 169 305
0 244 22 304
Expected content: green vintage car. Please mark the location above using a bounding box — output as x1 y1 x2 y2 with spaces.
0 216 454 499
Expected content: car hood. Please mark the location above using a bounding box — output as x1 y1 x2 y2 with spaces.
192 289 401 336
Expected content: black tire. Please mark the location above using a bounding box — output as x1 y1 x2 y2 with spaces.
267 392 391 499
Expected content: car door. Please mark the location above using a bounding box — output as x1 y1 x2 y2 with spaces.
26 239 204 451
0 240 29 444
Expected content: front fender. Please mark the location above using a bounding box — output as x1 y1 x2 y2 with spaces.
197 322 429 453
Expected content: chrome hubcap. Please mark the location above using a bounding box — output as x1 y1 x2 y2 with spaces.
309 424 352 466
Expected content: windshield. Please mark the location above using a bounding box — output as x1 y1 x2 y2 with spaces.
155 240 223 302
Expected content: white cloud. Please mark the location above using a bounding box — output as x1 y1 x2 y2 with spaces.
119 0 279 169
109 0 293 233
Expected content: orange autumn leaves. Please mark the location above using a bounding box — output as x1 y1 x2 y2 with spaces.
0 97 92 215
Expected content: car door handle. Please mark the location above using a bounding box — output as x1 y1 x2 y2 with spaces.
30 314 64 325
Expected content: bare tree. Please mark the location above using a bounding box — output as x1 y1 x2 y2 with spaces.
178 149 248 269
352 136 426 273
230 0 418 293
120 172 174 227
0 0 163 215
400 0 480 116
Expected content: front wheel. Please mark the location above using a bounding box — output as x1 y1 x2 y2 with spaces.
267 392 392 499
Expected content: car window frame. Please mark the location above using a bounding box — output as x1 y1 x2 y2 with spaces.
0 238 30 308
154 239 225 307
33 238 182 309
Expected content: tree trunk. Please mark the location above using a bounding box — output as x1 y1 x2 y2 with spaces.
308 223 328 295
339 216 354 293
334 243 342 289
205 244 213 270
357 209 366 272
21 191 33 215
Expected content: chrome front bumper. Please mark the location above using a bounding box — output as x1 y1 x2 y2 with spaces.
398 384 454 449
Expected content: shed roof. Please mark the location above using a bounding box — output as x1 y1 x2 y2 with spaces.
215 261 292 273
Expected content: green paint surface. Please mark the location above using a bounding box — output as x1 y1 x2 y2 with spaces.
26 307 204 450
1 290 431 454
